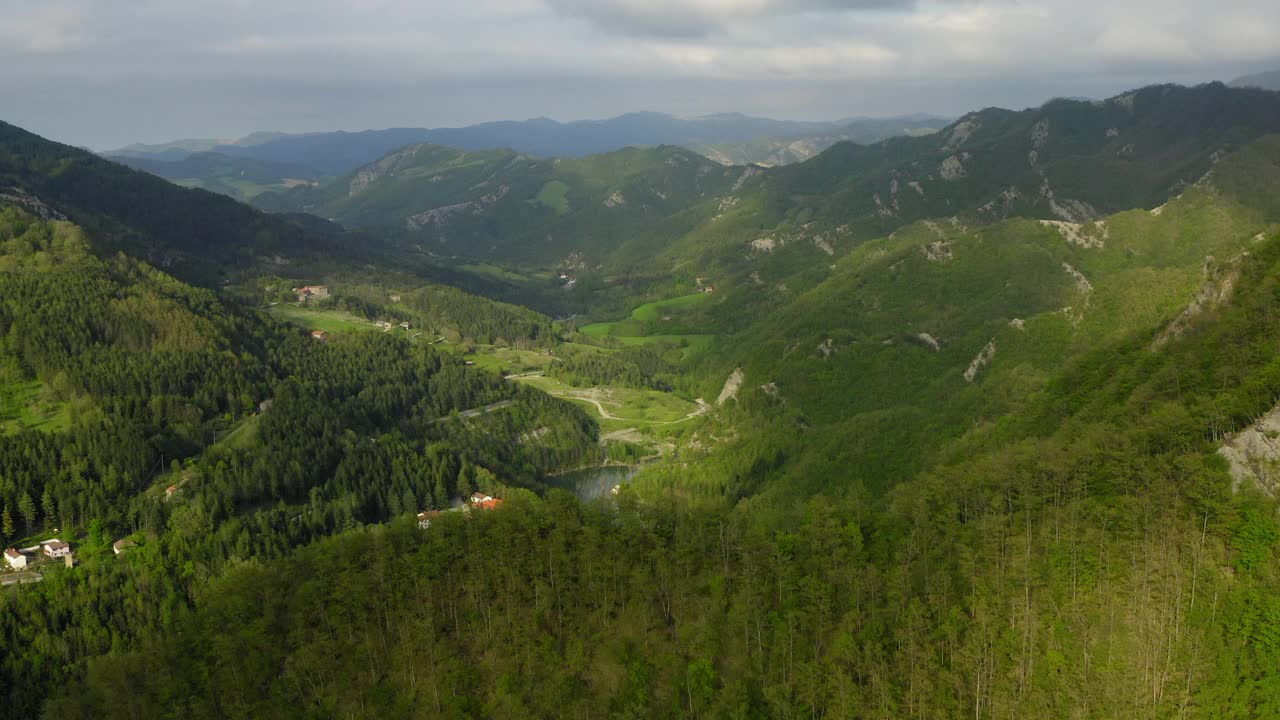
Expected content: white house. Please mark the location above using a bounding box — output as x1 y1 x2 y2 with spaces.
4 548 26 570
113 539 137 555
42 540 71 558
470 491 494 505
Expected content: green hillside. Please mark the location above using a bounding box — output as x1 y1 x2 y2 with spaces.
110 151 324 201
252 83 1280 326
5 82 1280 720
0 205 600 718
0 120 356 283
254 142 742 268
40 160 1280 717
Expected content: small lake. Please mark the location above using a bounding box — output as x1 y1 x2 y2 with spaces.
545 465 641 501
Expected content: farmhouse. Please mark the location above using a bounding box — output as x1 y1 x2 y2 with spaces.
113 538 137 555
4 548 26 570
310 330 328 342
416 510 441 529
469 492 503 511
389 293 401 302
42 540 71 558
293 285 330 303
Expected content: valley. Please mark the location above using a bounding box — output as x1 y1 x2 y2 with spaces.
3 79 1280 719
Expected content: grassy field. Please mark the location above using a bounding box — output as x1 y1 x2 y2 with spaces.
579 322 616 337
451 345 558 375
514 375 703 428
579 292 715 364
535 180 571 215
268 304 385 334
619 334 715 363
0 380 71 435
630 292 709 322
216 414 261 451
457 263 550 284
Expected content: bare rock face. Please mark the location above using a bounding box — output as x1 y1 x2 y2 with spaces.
1028 119 1050 167
1039 220 1107 249
944 117 978 149
939 155 967 181
1061 262 1093 293
1039 177 1098 223
732 166 762 192
0 187 66 220
963 340 997 382
405 185 510 231
349 146 419 197
717 368 745 405
1151 254 1246 350
1219 403 1280 496
921 240 952 262
750 236 778 253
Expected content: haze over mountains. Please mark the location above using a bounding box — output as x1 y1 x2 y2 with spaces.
1231 69 1280 91
105 111 948 200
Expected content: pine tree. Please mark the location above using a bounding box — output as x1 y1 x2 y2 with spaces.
2 503 14 539
17 492 36 534
41 487 56 528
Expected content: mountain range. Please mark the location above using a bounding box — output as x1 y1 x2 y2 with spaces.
4 79 1280 718
105 111 948 200
1230 69 1280 91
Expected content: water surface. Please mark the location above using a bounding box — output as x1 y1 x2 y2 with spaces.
545 465 640 501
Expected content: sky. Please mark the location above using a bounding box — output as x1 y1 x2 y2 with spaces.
1 0 1277 150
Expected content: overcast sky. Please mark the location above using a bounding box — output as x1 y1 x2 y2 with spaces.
1 0 1277 150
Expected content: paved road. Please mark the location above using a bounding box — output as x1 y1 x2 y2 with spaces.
433 400 514 424
0 572 42 587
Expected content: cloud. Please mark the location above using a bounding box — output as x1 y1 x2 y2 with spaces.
544 0 915 37
0 0 1277 149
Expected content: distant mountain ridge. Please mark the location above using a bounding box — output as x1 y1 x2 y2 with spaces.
1230 70 1280 91
107 111 949 176
253 82 1280 283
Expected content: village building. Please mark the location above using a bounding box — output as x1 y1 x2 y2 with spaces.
389 293 401 302
470 491 494 505
113 539 137 555
42 540 71 558
310 330 328 342
399 321 411 330
292 285 330 303
477 498 503 510
165 484 178 499
416 510 441 529
4 548 26 570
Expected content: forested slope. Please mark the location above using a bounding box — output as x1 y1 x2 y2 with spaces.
47 225 1280 716
0 206 599 718
0 121 353 282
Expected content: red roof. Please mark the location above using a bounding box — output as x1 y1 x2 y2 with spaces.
4 548 19 559
479 498 503 510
